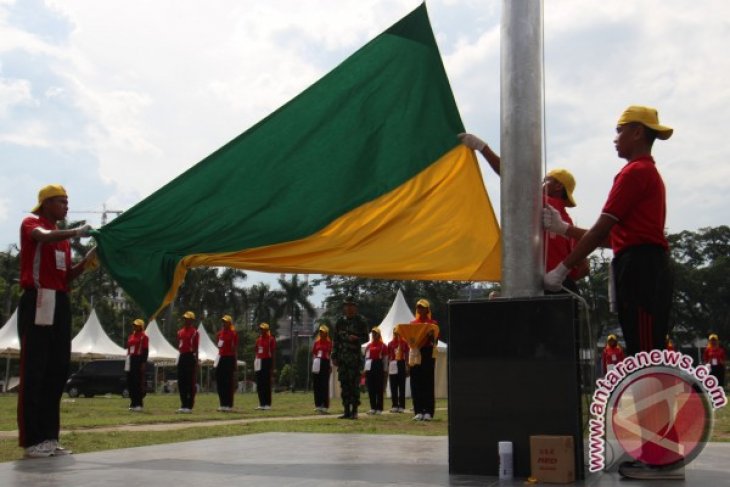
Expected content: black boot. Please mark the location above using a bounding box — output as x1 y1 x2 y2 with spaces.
338 404 351 419
350 405 358 420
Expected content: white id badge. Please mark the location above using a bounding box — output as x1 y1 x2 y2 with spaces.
218 340 224 347
312 358 321 374
254 358 261 371
124 356 131 372
55 250 66 271
364 358 372 371
258 346 263 354
366 350 370 359
130 346 136 354
388 360 398 375
35 288 56 325
611 353 617 362
317 351 322 358
712 358 718 366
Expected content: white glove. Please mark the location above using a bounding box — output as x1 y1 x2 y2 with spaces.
544 263 570 292
75 224 93 238
542 205 569 235
457 133 487 152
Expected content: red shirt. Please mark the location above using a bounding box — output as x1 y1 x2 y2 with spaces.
127 330 149 356
19 215 71 291
387 336 410 361
177 326 199 354
704 346 726 367
216 328 238 357
602 344 625 373
312 338 332 360
602 156 668 254
255 334 276 359
544 196 581 280
365 340 387 360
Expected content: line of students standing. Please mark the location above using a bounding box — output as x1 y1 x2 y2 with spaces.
121 298 441 419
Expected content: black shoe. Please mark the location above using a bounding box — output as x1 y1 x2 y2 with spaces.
338 405 351 419
618 461 685 480
350 407 358 420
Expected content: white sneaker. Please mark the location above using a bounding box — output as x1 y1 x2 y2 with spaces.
413 414 423 421
176 408 186 413
263 405 271 410
366 409 376 415
48 440 72 455
398 408 406 413
390 407 399 413
375 410 383 415
24 443 54 458
422 413 432 421
320 408 329 414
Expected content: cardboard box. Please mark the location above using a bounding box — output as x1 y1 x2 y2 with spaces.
530 435 575 484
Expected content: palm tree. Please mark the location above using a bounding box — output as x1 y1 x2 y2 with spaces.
278 274 315 390
248 283 283 332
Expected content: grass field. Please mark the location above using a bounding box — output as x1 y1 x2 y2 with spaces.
1 390 728 464
0 392 448 462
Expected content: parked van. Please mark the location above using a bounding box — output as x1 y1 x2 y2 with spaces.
65 359 155 398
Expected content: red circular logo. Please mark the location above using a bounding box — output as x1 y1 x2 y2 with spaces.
611 370 711 468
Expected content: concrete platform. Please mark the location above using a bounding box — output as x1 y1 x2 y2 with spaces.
1 433 729 486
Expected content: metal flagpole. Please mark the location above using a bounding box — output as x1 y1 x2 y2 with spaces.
500 0 544 297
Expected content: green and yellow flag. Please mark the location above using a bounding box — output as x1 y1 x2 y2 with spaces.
93 3 500 318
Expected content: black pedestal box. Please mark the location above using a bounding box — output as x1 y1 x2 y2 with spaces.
448 295 584 478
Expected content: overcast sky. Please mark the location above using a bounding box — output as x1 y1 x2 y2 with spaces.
1 0 728 305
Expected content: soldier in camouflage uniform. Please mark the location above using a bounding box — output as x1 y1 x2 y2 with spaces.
332 296 369 419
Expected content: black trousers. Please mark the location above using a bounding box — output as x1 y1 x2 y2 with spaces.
215 356 236 408
256 358 273 406
366 359 384 411
710 365 726 390
127 356 146 408
411 347 435 416
177 353 197 409
389 360 407 409
17 289 71 448
312 359 331 408
614 245 672 355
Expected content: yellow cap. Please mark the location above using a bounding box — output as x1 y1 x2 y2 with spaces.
371 327 381 334
132 319 145 328
416 298 430 309
183 311 196 320
31 184 68 214
318 324 329 333
259 322 270 330
221 315 233 324
546 168 577 207
607 334 617 342
617 105 673 140
709 333 719 341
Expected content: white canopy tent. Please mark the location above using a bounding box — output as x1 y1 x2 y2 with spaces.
0 310 20 391
71 309 126 359
145 320 179 364
0 309 20 357
197 322 220 365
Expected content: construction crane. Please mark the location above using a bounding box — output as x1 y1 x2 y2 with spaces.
68 204 124 226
